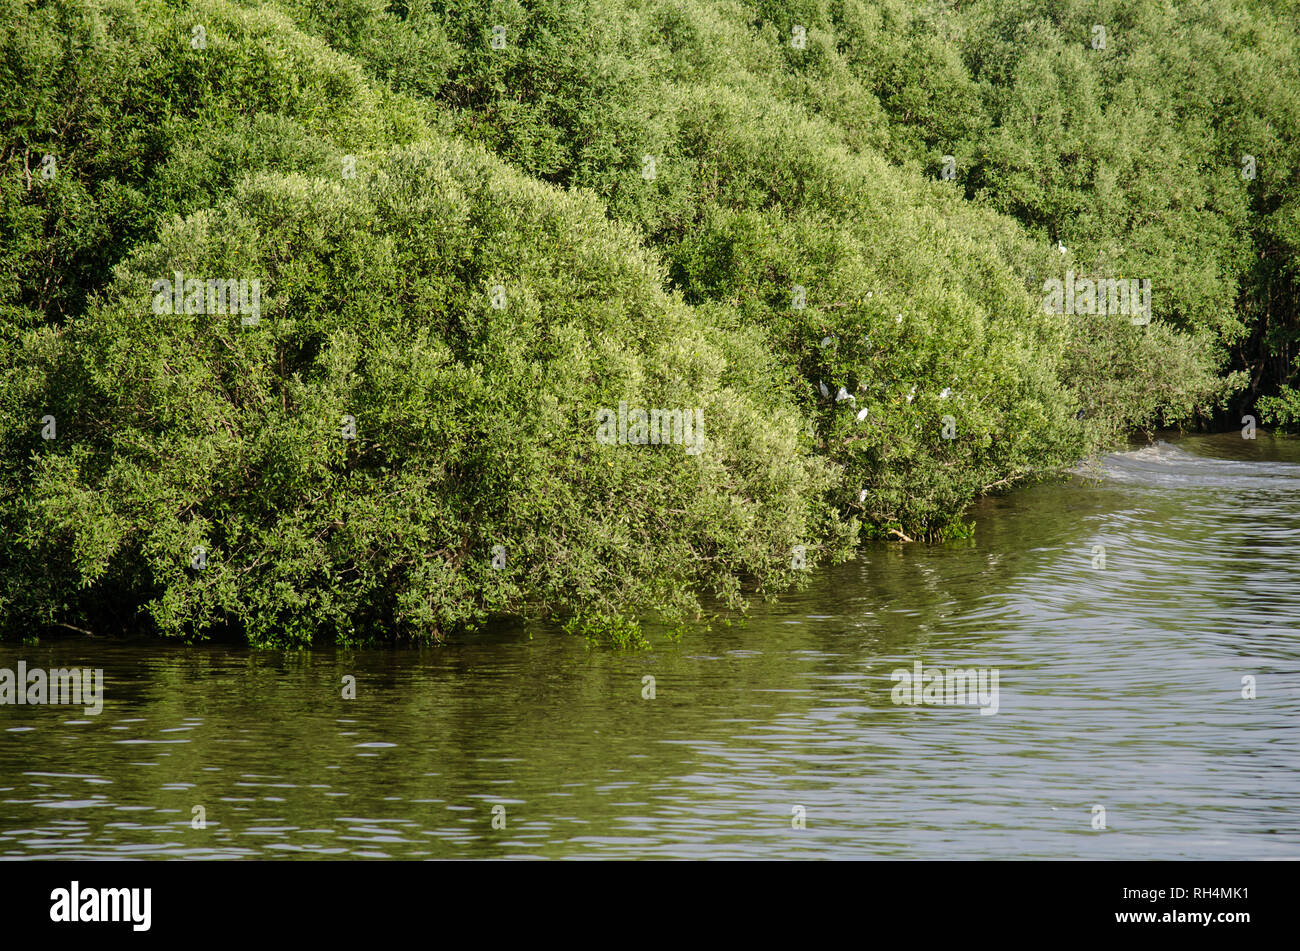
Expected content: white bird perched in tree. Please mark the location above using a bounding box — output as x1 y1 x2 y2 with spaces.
856 407 869 421
1057 239 1067 254
836 386 855 404
818 380 829 398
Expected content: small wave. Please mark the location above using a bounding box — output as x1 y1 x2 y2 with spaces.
1098 439 1300 490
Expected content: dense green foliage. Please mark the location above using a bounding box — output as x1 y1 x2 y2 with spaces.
2 0 1295 644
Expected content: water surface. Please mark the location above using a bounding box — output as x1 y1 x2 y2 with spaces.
2 432 1298 858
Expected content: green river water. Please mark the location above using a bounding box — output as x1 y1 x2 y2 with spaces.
2 432 1297 859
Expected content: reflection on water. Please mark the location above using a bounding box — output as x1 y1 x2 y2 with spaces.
2 433 1298 859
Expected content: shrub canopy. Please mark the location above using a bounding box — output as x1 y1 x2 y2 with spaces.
2 0 1291 644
